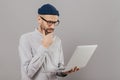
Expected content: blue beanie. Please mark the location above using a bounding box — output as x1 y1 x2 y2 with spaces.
38 4 59 16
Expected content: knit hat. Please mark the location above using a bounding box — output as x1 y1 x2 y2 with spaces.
38 4 59 16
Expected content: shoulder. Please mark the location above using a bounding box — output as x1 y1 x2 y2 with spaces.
19 31 35 42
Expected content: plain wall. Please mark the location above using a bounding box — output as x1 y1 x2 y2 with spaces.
0 0 120 80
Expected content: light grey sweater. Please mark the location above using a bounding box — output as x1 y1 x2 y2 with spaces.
18 29 67 80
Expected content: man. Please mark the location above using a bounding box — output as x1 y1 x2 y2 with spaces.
18 4 79 80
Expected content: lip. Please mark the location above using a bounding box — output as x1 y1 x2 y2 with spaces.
47 29 54 32
46 28 54 32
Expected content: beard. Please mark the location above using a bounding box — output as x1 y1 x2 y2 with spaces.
40 25 54 35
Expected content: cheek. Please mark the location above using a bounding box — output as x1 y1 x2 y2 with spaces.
41 22 46 29
43 22 49 28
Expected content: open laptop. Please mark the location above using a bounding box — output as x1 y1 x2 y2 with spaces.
64 45 98 71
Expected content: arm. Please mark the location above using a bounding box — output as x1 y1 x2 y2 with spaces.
55 40 68 77
18 35 48 78
55 40 80 77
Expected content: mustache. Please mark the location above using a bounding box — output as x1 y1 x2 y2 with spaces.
45 28 54 31
40 25 54 35
44 28 54 35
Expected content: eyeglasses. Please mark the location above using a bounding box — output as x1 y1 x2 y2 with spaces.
40 16 60 26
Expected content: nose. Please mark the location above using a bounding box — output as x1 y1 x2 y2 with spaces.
48 24 55 28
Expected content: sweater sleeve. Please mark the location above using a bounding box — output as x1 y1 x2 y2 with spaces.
18 35 48 78
56 40 68 77
56 72 67 77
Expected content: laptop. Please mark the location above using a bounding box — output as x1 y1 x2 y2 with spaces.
64 45 98 71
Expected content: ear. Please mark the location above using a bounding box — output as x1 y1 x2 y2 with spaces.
37 15 42 24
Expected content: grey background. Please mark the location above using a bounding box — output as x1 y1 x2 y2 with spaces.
0 0 120 80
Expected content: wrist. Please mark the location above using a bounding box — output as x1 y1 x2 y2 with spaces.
42 43 48 48
42 41 49 48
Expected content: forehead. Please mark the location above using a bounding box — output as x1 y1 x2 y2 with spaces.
43 15 59 21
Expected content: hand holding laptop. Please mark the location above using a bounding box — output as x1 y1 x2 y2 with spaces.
63 66 80 75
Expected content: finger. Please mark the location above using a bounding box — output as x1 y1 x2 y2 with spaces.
74 66 77 72
68 69 73 72
42 29 46 37
49 32 53 36
75 67 80 72
64 69 71 74
76 68 80 71
47 32 54 38
68 69 73 73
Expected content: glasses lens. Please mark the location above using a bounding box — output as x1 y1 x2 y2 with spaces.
47 20 59 26
55 21 59 26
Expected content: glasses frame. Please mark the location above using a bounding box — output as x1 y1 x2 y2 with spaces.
40 16 60 26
